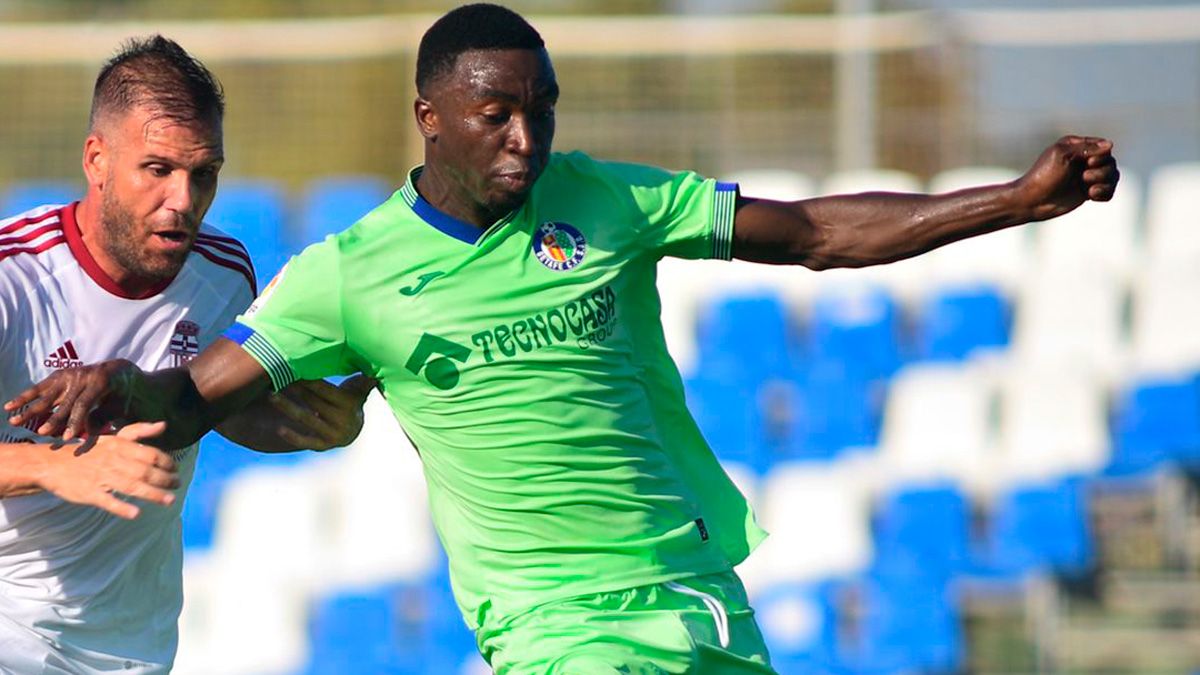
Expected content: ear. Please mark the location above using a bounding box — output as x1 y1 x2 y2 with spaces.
414 97 438 141
82 133 108 191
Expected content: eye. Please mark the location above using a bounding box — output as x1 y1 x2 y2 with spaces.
146 164 171 178
482 110 511 124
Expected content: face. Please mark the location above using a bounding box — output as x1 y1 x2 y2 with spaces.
83 105 223 287
416 48 558 223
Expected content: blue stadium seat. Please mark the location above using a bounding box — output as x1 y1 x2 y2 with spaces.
306 585 423 675
851 576 965 674
1109 375 1200 475
774 362 881 462
806 285 903 381
182 432 312 551
297 175 393 249
755 582 842 674
916 283 1009 362
871 485 973 584
1 180 79 214
202 179 291 288
695 292 799 387
685 376 767 472
986 478 1094 579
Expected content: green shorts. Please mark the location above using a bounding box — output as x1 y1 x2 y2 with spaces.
477 570 778 675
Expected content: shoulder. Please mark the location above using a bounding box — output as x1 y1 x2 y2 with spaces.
0 204 70 281
541 152 678 192
191 222 257 296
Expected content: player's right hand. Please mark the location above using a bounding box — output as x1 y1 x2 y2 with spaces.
5 359 140 442
37 421 179 520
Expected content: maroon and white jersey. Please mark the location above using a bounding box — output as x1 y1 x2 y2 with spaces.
0 203 255 672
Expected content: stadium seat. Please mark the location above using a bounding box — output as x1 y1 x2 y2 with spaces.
1110 375 1200 475
740 462 873 592
205 463 331 673
685 375 767 471
820 168 922 196
1131 261 1200 375
695 291 800 386
754 582 842 673
1012 266 1126 379
0 180 78 214
203 178 291 288
296 174 393 249
1145 162 1200 266
915 283 1009 362
326 391 440 587
723 168 814 202
996 365 1110 485
870 485 973 584
180 433 261 551
805 283 903 381
850 575 965 674
878 363 996 493
776 361 881 462
1035 169 1141 281
985 477 1094 579
306 586 418 675
925 167 1029 293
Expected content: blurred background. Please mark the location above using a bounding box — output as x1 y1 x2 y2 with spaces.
4 0 1200 673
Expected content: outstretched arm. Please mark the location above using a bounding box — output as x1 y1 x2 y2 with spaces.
216 374 376 453
5 338 270 449
732 135 1119 269
0 421 178 519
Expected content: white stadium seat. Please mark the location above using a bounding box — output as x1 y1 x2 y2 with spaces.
1011 265 1128 380
878 362 997 494
737 461 873 595
1035 169 1141 281
1131 260 1200 375
1145 162 1200 266
996 365 1110 485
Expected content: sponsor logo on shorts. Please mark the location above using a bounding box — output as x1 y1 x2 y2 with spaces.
533 222 586 272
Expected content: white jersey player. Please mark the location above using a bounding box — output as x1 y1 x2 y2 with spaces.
0 36 374 673
0 202 254 671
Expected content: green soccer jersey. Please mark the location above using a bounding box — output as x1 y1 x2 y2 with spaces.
226 151 767 629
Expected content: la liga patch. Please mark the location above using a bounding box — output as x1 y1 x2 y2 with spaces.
533 222 587 271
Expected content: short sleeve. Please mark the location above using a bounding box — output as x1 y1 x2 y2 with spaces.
222 237 355 391
605 160 738 261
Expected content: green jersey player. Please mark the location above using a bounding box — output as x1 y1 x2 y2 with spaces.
9 4 1119 673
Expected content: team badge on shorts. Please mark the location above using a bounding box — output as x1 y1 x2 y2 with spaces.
169 320 201 366
533 222 587 272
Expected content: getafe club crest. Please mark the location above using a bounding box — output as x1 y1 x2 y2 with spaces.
169 320 201 366
533 222 587 272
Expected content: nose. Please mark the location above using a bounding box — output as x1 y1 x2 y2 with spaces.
506 114 535 158
163 169 195 215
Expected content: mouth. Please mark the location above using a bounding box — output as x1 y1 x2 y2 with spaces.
152 230 192 248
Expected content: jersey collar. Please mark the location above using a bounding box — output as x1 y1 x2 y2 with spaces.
401 166 519 245
62 201 176 300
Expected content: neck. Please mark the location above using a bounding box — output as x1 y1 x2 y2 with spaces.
414 163 500 230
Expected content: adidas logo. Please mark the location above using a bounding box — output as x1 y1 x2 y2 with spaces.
43 340 84 369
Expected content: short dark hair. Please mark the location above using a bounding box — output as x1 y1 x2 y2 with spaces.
416 3 545 96
89 35 224 131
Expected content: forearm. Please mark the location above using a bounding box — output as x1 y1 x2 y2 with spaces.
791 182 1032 270
0 442 52 498
128 366 265 450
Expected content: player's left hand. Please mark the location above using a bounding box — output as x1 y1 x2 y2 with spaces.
265 374 377 451
1014 135 1119 222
